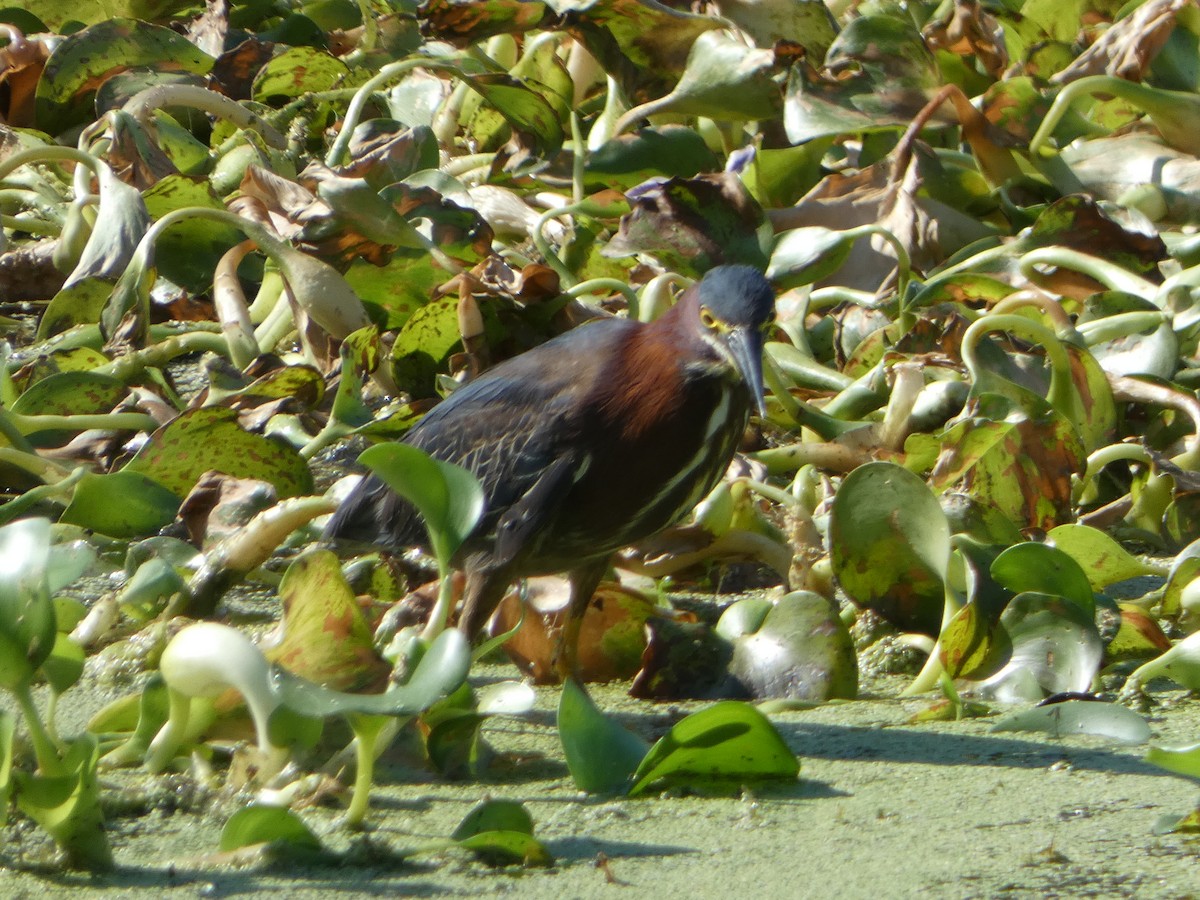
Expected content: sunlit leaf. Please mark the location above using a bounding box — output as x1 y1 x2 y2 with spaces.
830 461 951 634
628 701 798 797
558 676 648 794
123 407 312 499
219 804 321 852
992 700 1150 744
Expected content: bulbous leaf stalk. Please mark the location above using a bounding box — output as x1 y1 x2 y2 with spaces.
148 622 281 773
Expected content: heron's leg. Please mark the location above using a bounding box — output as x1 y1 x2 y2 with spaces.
458 566 516 638
554 559 609 680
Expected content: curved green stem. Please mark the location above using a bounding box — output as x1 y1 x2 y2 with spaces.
327 58 458 166
565 277 639 314
124 84 286 148
960 313 1075 413
534 201 627 286
15 681 64 776
1018 246 1158 298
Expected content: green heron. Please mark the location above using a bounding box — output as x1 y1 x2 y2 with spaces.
324 264 775 673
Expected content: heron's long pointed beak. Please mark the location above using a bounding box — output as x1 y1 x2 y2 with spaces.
725 326 767 417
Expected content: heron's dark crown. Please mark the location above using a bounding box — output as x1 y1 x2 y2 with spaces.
694 265 775 330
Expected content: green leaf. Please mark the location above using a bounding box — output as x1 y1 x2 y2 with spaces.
452 798 533 840
267 550 390 692
456 830 553 867
60 471 181 539
39 631 84 696
11 371 127 418
35 18 213 134
628 701 799 797
0 519 68 690
990 542 1095 613
727 591 858 701
977 593 1103 702
992 700 1150 745
829 461 951 634
1047 524 1164 590
558 676 648 794
272 628 471 718
252 45 350 103
1148 742 1200 779
358 442 484 566
122 407 312 499
219 804 321 852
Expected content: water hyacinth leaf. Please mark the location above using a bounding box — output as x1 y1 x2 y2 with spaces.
586 127 720 189
0 711 12 825
475 681 536 716
939 600 1011 681
558 675 648 794
990 542 1095 614
272 628 470 718
552 0 721 94
13 733 112 870
62 165 150 290
123 407 312 499
37 279 115 340
783 15 939 144
358 442 484 565
991 700 1151 745
766 226 854 288
425 708 487 777
457 830 554 867
219 804 321 852
829 461 951 634
1126 632 1200 693
0 519 61 690
1161 539 1200 618
140 176 245 294
344 255 441 331
460 72 565 155
252 45 350 103
628 702 799 797
267 550 391 692
718 0 837 57
633 31 781 123
452 798 533 840
715 596 773 642
60 471 181 539
929 394 1084 531
1080 292 1178 380
329 326 379 430
39 631 85 696
10 371 127 419
419 0 548 46
1147 743 1200 780
1047 524 1163 590
728 591 858 701
1105 604 1172 664
976 593 1103 703
493 577 655 683
389 296 461 397
35 18 213 134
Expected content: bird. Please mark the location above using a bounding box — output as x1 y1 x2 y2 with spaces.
324 264 776 675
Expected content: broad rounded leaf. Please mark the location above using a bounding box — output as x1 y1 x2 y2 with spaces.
219 804 321 852
123 407 312 499
992 700 1150 745
830 461 951 634
627 701 799 797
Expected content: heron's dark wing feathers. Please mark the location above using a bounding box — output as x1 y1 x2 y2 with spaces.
324 321 623 550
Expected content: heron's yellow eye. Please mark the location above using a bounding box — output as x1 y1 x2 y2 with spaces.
700 308 718 329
